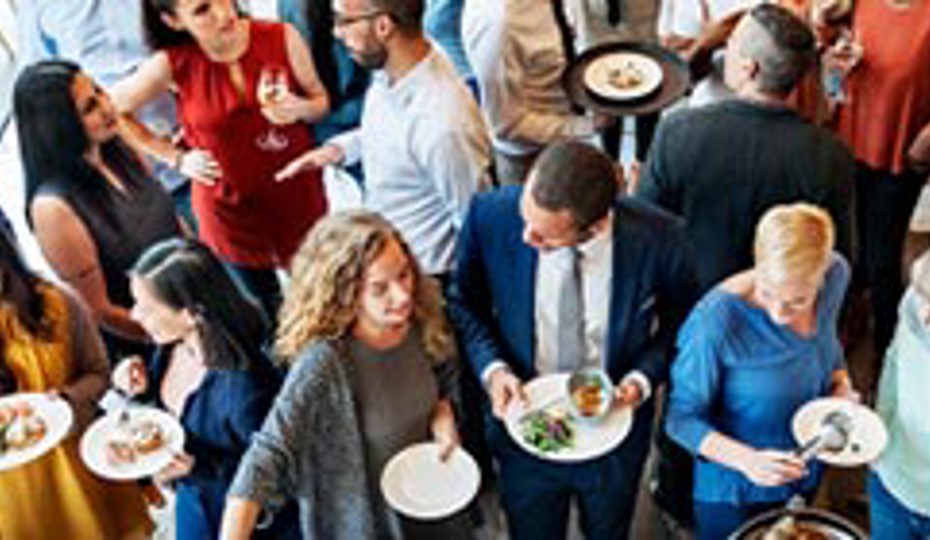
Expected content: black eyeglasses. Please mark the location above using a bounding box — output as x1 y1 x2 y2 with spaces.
333 9 385 28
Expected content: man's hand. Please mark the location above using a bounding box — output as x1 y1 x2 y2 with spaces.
907 122 930 175
487 368 528 419
613 380 644 408
275 145 344 182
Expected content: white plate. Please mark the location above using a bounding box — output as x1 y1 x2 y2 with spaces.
583 52 664 101
792 397 888 467
504 373 633 463
80 405 185 481
380 442 480 521
0 392 73 472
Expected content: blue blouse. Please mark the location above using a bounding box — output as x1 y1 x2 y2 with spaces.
149 347 282 489
665 254 850 504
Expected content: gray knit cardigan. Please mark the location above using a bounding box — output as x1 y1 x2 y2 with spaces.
228 339 381 540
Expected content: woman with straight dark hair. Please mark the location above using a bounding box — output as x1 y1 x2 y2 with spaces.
0 228 152 539
14 60 180 359
111 0 330 321
113 238 296 540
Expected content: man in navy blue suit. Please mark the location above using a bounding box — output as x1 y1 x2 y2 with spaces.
450 141 697 540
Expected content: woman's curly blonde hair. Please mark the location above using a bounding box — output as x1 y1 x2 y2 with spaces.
276 210 454 364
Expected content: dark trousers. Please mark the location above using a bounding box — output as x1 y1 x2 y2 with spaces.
177 481 299 540
601 113 660 163
854 163 923 355
870 471 930 540
486 403 653 540
224 263 283 325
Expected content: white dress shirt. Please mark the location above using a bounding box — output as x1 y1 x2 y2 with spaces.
462 0 596 157
484 215 652 400
565 0 660 49
331 47 491 275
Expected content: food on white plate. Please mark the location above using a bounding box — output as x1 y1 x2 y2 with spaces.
571 382 606 418
607 62 646 91
0 401 48 455
105 419 165 465
521 407 574 453
131 420 165 455
763 516 829 540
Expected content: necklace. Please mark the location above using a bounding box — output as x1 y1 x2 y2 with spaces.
885 0 915 10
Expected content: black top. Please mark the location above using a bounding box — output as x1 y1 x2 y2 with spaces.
639 99 854 291
37 164 179 307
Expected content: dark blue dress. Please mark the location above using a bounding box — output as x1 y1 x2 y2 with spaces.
149 346 295 540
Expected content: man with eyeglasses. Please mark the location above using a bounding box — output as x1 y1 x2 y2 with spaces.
276 0 491 289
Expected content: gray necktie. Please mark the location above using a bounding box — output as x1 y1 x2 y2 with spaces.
556 247 586 372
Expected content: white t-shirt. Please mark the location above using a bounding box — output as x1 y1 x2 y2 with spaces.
669 0 761 38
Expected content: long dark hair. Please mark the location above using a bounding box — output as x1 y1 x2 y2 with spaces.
131 239 271 372
14 60 148 227
0 229 50 393
143 0 195 50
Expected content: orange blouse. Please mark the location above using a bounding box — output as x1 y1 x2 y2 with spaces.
837 0 930 174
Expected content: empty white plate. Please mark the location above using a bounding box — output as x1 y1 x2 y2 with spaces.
380 442 480 521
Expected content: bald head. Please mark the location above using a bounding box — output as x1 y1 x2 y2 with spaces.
727 4 816 96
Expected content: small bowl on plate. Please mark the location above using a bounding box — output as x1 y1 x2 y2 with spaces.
566 369 615 424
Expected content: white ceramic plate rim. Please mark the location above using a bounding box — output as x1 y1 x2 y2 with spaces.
80 405 185 481
583 52 664 101
380 442 481 520
0 392 73 472
791 397 888 467
504 373 633 463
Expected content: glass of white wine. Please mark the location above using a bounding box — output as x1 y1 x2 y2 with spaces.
256 65 291 152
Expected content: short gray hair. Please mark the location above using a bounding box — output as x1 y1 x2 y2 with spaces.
740 4 816 96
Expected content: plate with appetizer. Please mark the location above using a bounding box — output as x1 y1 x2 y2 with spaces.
583 52 664 101
0 392 73 472
504 371 633 463
80 405 184 481
564 41 690 117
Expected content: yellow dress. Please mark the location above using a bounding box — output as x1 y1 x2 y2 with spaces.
0 284 152 540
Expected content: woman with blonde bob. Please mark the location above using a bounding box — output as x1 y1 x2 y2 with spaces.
665 203 858 540
221 210 471 540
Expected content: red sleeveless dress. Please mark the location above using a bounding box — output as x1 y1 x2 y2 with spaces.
168 20 327 268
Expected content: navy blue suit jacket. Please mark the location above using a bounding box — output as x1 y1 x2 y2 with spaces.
450 186 698 391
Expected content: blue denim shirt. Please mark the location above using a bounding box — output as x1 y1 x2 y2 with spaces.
425 0 473 79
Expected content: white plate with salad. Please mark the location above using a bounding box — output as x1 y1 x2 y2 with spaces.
503 373 633 463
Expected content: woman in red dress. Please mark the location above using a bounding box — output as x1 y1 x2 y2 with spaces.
831 0 930 361
112 0 330 320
